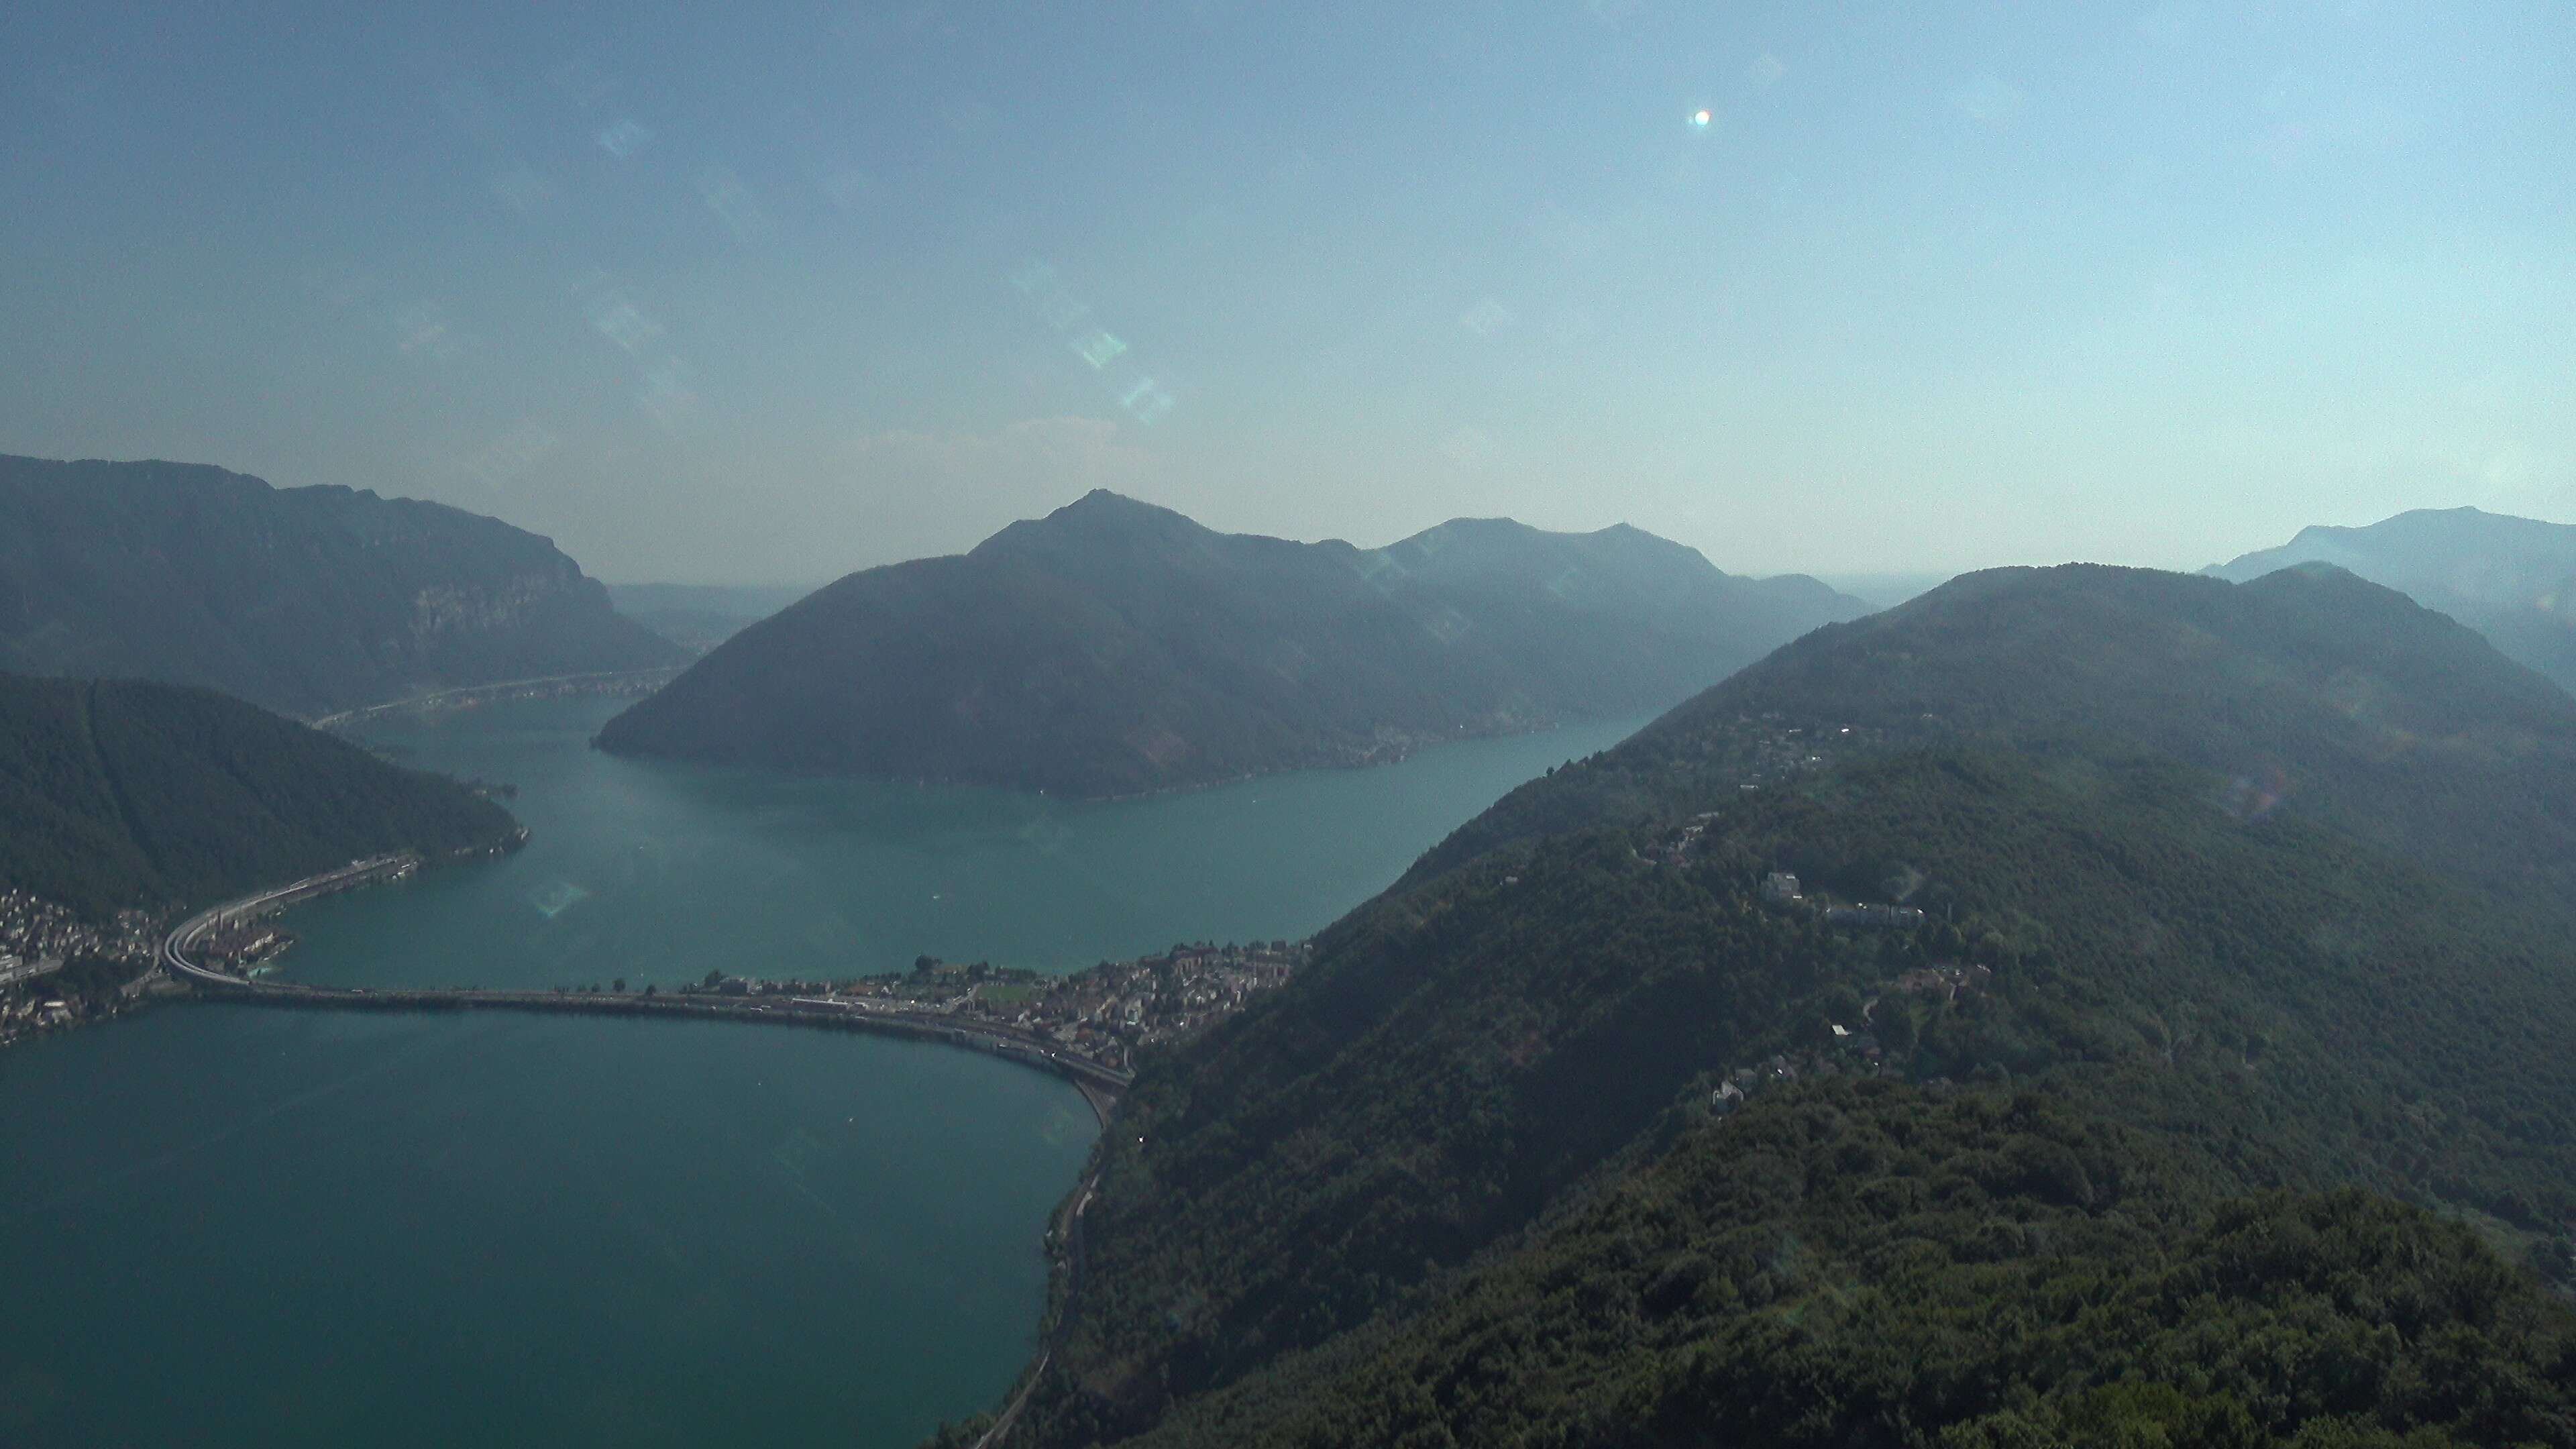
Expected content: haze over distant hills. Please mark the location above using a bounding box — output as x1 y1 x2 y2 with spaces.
0 455 683 719
1812 570 1957 610
596 491 1871 797
2212 506 2576 692
991 561 2576 1448
604 582 812 655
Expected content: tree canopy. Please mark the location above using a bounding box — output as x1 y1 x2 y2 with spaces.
0 672 517 920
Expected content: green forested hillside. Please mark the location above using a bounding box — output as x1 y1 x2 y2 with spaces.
1124 1085 2576 1449
596 492 1867 796
985 564 2576 1449
0 672 517 920
0 454 681 718
1408 562 2576 896
1026 748 2576 1442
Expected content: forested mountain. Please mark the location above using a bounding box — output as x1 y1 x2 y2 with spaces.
0 672 517 921
0 455 683 718
979 564 2576 1449
1409 561 2576 896
594 491 1868 796
2213 506 2576 692
1123 1089 2576 1449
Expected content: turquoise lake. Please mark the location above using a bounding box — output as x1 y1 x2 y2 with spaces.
0 696 1646 1446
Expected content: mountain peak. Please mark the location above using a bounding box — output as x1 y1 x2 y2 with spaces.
1059 486 1155 515
1053 488 1196 526
972 489 1214 557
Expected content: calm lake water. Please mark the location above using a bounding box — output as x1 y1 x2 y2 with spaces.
0 1008 1092 1448
284 696 1645 989
0 697 1646 1447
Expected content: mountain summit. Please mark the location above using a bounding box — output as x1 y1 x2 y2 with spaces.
594 494 1869 796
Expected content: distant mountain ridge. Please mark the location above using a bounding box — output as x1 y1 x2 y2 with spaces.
0 455 683 718
2211 506 2576 691
595 491 1870 796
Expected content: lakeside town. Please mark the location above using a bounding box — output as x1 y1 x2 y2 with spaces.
0 888 164 1044
663 938 1312 1076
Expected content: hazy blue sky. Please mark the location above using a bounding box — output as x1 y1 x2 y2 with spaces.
2 1 2567 584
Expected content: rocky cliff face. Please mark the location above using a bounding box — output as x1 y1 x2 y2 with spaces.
0 455 682 718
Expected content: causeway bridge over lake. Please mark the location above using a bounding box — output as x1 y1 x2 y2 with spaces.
162 855 1127 1441
162 859 1134 1114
